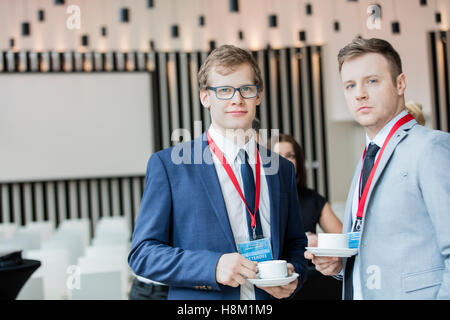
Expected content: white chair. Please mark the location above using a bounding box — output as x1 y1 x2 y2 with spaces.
41 230 84 265
91 235 130 247
79 252 129 297
22 249 69 300
0 228 41 252
59 219 91 249
68 257 126 300
0 223 18 240
24 221 54 242
68 268 124 300
95 216 130 239
84 244 129 261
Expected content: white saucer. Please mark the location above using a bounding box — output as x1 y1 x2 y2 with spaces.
306 247 358 257
247 273 299 287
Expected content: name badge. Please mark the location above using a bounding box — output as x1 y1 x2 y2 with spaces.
237 237 273 262
348 232 361 249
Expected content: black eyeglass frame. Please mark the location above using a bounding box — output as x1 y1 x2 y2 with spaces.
206 85 260 100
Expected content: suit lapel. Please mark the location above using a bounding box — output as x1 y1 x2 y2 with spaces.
265 166 281 260
196 133 237 251
361 122 416 218
344 158 363 233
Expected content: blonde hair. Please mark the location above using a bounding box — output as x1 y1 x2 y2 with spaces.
197 45 263 91
405 101 426 125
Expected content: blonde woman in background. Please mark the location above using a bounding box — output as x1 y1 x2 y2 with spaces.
405 101 426 125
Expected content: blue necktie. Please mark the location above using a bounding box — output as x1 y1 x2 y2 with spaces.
359 142 380 197
239 149 263 240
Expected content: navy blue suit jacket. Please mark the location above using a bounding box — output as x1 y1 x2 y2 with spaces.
128 132 308 299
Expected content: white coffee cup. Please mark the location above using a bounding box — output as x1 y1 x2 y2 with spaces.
317 233 348 249
257 260 287 279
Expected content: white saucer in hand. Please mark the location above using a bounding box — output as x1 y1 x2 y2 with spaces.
306 247 357 257
306 233 357 257
247 273 299 287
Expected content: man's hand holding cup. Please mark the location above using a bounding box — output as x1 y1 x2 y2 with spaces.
304 233 346 276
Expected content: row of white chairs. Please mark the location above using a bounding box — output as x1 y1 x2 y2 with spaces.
69 217 131 300
0 217 132 300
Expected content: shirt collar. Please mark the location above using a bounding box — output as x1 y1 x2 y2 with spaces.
208 124 256 165
365 109 408 149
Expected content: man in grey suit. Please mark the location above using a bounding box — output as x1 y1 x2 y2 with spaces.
305 38 450 299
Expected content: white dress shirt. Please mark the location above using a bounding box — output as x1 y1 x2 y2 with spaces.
208 124 271 300
350 110 408 299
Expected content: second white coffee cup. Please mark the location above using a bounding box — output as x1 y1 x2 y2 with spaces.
257 260 288 279
317 233 348 249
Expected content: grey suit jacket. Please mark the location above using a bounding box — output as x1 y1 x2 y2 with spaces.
342 120 450 299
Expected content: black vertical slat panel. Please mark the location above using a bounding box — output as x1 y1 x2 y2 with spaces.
31 182 37 222
430 32 441 130
186 53 194 136
118 178 124 217
279 48 291 135
62 181 68 220
42 182 48 221
9 185 14 224
167 52 181 144
442 32 450 131
270 49 284 132
290 48 302 145
55 182 62 228
0 185 3 223
179 52 192 137
19 184 25 225
150 53 162 151
189 52 202 138
108 178 113 217
86 179 94 238
285 49 294 135
75 180 81 219
306 47 318 191
255 50 268 132
96 179 103 219
263 50 272 131
316 47 330 200
175 52 184 138
130 178 136 231
158 52 171 148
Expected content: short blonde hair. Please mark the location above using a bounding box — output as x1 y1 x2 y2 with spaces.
405 101 426 125
197 45 263 91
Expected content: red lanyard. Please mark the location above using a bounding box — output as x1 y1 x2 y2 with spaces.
356 113 414 219
206 130 261 230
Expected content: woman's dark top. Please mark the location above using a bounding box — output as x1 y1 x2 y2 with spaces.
297 186 327 233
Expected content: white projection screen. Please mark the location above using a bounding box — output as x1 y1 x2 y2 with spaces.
0 73 153 183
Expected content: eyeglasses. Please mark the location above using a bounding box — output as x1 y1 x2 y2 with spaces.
206 85 260 100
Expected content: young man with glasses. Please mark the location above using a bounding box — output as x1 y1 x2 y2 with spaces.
128 45 308 300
